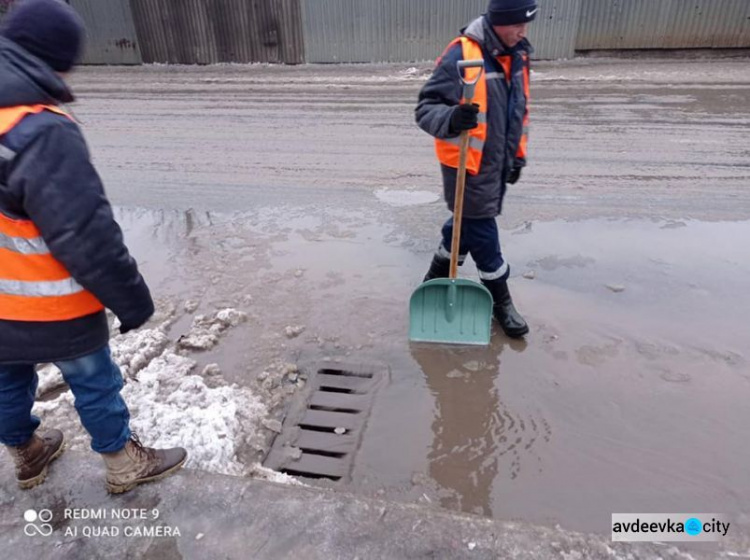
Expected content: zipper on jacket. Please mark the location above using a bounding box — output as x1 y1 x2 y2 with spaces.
494 53 514 183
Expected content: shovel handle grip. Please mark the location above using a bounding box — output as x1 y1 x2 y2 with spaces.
457 59 484 102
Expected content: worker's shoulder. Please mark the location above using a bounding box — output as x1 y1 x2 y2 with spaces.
434 41 467 74
441 40 467 61
439 36 491 66
4 108 81 154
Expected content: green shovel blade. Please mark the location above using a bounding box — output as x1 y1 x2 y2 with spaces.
409 278 493 345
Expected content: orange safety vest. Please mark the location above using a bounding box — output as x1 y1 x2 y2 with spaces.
0 105 104 321
434 37 530 175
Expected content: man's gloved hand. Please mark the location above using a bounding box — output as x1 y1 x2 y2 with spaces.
117 298 155 335
119 321 141 335
118 314 152 335
506 166 523 185
449 103 480 133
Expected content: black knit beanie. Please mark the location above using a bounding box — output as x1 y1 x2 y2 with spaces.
1 0 85 72
487 0 539 26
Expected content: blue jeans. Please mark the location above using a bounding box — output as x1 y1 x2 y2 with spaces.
438 216 510 281
0 345 131 453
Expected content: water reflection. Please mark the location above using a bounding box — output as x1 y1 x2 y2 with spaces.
412 337 539 517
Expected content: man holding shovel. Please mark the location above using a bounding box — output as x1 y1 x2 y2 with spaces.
415 0 537 338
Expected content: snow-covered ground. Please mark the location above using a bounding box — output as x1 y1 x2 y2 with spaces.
32 305 299 485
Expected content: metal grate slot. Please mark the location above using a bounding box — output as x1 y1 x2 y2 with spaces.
319 368 374 379
310 391 369 410
317 373 374 394
298 448 346 459
298 423 339 434
308 404 360 414
281 469 341 481
278 453 348 479
301 409 361 430
297 429 354 453
318 386 354 394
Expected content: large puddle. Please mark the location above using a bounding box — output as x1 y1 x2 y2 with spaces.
120 207 750 536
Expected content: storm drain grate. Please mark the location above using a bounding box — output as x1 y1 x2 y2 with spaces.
263 361 388 482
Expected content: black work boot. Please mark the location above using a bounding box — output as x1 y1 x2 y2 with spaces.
423 255 451 282
481 279 529 338
6 429 65 489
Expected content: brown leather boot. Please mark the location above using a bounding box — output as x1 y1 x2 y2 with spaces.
6 429 65 489
102 435 187 494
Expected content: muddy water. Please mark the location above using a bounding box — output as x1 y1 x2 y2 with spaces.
355 219 750 534
121 207 750 535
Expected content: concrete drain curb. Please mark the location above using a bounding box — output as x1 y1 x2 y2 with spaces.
264 361 389 482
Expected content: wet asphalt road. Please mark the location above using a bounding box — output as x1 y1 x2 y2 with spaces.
63 55 750 540
70 55 750 223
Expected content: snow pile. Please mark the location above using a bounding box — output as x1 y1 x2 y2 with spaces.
122 350 268 476
111 327 170 377
36 363 64 397
32 307 276 478
177 308 248 351
254 362 306 411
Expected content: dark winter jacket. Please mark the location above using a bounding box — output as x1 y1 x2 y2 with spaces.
0 36 154 364
416 16 531 218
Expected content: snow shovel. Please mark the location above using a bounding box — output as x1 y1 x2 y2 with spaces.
409 59 493 346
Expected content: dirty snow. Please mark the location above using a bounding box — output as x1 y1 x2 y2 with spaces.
374 188 440 207
248 463 303 486
202 363 222 376
111 327 170 377
177 308 248 350
36 363 65 398
31 306 289 479
284 325 305 338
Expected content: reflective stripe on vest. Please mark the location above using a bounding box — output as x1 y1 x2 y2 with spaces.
516 53 530 161
0 105 105 321
434 37 488 176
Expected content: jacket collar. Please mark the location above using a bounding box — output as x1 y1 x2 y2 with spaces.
0 36 74 108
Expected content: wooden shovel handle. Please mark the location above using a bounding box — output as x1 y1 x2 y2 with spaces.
449 130 470 279
449 59 483 280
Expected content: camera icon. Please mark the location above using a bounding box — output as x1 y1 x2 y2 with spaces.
23 509 53 537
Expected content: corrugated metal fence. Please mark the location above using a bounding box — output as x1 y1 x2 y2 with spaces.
300 0 581 62
70 0 141 64
129 0 304 64
577 0 750 50
2 0 750 64
0 0 141 64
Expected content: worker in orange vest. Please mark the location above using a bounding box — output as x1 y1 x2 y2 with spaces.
0 0 186 493
416 0 537 338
